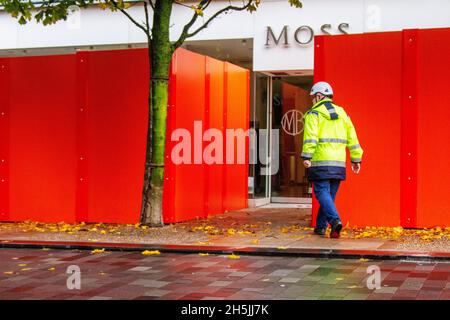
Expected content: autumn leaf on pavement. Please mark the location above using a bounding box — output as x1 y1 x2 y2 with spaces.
91 248 106 254
359 258 370 262
141 250 161 255
228 253 240 260
196 241 211 245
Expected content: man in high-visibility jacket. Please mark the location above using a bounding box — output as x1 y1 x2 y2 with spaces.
302 81 363 238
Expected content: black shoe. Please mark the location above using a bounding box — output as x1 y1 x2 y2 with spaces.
314 227 326 236
330 220 342 238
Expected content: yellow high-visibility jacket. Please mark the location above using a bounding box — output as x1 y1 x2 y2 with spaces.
301 98 363 181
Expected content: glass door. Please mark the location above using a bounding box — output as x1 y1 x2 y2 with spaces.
270 76 313 204
248 73 271 206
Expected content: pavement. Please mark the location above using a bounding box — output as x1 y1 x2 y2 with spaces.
1 205 450 261
1 248 449 300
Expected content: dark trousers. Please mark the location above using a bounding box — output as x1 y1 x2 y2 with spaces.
313 179 341 229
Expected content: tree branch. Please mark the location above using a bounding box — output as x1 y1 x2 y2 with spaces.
172 0 211 49
109 0 149 36
172 0 253 50
143 0 150 34
148 0 155 11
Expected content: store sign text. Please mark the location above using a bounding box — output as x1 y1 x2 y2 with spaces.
265 23 350 47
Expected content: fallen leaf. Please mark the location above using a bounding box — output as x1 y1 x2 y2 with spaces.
250 239 259 245
91 248 106 254
198 253 209 256
359 258 370 262
141 250 161 255
48 267 56 271
228 253 240 260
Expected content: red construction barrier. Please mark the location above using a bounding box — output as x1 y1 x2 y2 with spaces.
163 49 208 223
6 55 78 223
205 57 225 216
416 28 450 227
312 27 450 228
223 62 250 212
163 50 250 223
0 48 249 224
76 49 149 224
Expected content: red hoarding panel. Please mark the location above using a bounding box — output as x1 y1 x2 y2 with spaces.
81 49 148 224
8 55 78 223
417 28 450 227
205 57 224 216
0 47 248 225
0 59 10 221
223 63 249 211
166 48 207 222
313 33 402 227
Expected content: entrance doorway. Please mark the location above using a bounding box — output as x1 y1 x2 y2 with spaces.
271 75 313 204
248 72 313 207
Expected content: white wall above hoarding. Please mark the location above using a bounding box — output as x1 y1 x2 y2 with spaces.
1 0 450 71
253 0 450 71
0 1 254 51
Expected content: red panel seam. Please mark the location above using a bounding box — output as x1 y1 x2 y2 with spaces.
0 59 10 221
75 52 89 223
311 36 326 226
204 58 211 217
164 50 177 223
222 63 228 211
314 36 326 81
245 70 250 207
400 29 419 228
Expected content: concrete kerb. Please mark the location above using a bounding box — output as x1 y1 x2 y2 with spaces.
1 239 450 262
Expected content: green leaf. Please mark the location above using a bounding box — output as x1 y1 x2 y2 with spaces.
288 0 303 8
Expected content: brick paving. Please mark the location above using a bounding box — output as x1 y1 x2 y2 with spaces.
0 248 449 300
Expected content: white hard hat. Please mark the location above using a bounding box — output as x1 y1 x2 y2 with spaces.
310 81 333 96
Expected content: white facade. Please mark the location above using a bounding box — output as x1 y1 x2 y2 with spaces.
1 0 450 71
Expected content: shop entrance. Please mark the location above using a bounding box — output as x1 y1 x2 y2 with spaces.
249 72 313 206
271 75 313 204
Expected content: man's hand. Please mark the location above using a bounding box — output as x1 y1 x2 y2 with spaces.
351 162 361 174
303 160 311 168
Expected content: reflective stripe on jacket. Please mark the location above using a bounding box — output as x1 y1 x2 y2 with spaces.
301 98 363 181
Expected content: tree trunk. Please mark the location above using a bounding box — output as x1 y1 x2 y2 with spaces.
141 0 173 226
